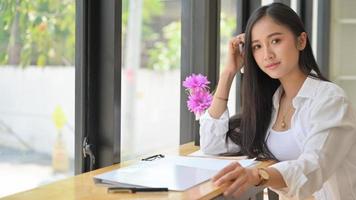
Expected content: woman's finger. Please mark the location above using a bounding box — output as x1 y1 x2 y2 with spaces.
231 37 243 46
234 34 245 43
214 165 244 186
212 162 241 182
223 173 248 196
231 183 249 198
231 36 245 54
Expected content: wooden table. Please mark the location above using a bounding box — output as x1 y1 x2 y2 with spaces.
3 142 273 200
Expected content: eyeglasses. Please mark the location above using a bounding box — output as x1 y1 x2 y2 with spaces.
141 154 165 161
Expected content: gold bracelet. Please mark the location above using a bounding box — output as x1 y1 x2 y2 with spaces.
215 96 228 101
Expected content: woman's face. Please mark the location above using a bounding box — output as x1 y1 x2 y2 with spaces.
251 16 305 79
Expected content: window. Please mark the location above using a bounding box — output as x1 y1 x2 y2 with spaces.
0 1 75 197
121 0 181 161
220 0 239 115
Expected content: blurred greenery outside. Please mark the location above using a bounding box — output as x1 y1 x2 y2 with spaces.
0 0 236 70
0 0 75 67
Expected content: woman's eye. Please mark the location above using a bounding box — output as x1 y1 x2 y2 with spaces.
271 39 280 44
252 45 261 50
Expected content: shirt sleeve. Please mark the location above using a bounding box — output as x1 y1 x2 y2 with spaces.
270 96 356 199
199 109 241 155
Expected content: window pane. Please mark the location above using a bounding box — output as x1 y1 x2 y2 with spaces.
121 0 181 161
220 0 238 115
330 0 356 103
0 1 75 197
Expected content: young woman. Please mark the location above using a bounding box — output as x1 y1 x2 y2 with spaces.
199 3 356 200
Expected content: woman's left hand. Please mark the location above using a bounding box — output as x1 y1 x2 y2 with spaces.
212 162 260 197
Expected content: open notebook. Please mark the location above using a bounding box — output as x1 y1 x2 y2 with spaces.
93 155 258 191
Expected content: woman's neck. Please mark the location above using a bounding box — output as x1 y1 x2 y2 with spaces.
279 69 307 100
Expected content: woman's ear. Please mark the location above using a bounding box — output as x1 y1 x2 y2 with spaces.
297 32 307 50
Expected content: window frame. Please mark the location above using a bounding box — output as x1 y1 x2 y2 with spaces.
75 0 122 173
180 0 220 145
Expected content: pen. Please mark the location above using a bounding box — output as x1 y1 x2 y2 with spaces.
107 187 169 193
141 154 165 161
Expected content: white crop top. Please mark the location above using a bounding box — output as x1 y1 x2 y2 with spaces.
266 128 301 161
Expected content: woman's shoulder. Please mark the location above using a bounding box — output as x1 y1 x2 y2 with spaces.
311 78 348 100
304 78 354 119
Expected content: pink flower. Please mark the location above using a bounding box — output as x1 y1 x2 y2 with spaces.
183 74 210 90
183 73 212 117
187 90 213 115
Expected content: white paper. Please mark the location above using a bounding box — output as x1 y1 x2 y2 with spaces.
93 155 258 191
156 155 257 171
94 162 216 191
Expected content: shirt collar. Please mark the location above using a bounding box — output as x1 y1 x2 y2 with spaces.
272 86 283 109
272 71 321 109
294 75 320 99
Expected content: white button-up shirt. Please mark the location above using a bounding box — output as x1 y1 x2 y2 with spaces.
199 76 356 200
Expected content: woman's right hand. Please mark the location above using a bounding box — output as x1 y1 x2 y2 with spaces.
208 34 246 119
225 33 245 74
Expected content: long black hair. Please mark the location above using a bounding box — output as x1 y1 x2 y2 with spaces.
227 3 328 160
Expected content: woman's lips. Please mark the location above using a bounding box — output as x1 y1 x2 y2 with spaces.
265 62 280 69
